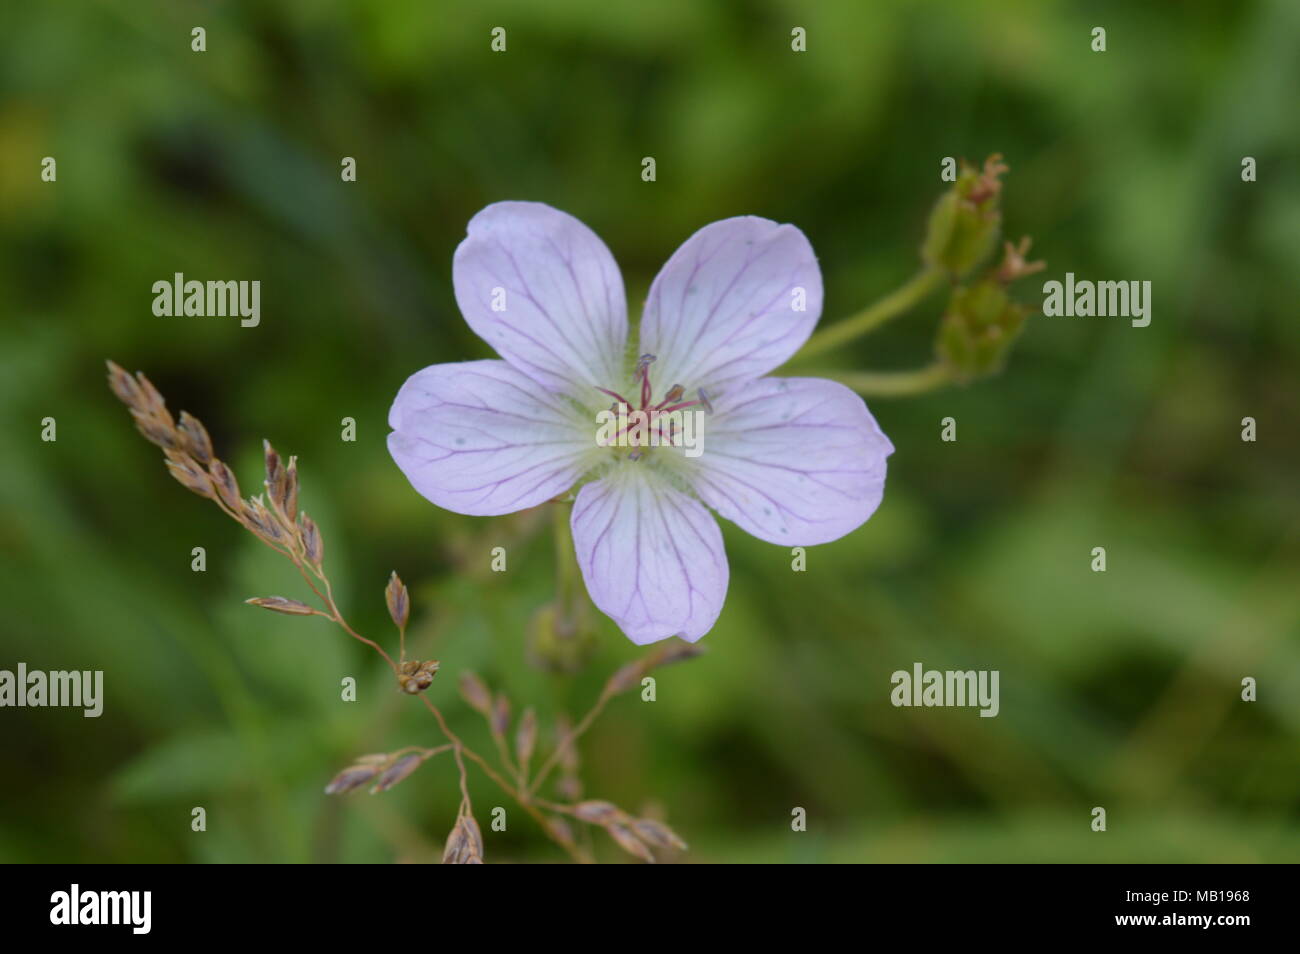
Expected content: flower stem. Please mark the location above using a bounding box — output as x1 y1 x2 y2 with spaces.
422 696 592 863
821 362 954 398
527 687 612 798
552 500 587 639
553 502 576 603
797 266 945 362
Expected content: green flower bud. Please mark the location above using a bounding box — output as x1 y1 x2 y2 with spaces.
921 155 1008 280
935 276 1030 382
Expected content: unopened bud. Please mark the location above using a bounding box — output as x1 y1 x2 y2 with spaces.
632 818 688 851
324 763 380 795
281 456 298 521
458 671 492 716
607 822 656 863
573 800 622 825
164 452 214 499
263 440 285 503
299 512 323 565
385 570 410 629
922 154 1008 280
370 754 422 793
935 276 1030 382
177 411 214 464
208 459 241 511
245 596 315 616
490 694 511 736
515 707 538 767
105 360 143 406
442 814 484 864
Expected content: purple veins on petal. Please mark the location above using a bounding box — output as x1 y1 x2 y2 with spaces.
686 376 893 546
639 216 823 394
451 201 628 397
570 467 728 646
387 359 592 516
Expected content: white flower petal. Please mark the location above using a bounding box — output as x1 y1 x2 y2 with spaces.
571 467 728 645
688 377 893 545
639 216 822 392
388 360 593 516
453 201 627 397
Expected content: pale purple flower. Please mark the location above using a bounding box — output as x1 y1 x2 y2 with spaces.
388 202 893 645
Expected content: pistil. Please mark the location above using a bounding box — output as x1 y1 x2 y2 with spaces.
594 354 711 454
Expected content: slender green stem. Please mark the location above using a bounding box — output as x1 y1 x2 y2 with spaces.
492 729 521 785
527 688 612 798
320 574 398 671
797 266 946 362
553 502 575 600
822 362 954 398
421 696 592 863
552 500 586 637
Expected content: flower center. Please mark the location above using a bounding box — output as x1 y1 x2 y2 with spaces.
595 354 711 460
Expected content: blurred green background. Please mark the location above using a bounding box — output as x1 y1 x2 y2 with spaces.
2 0 1298 863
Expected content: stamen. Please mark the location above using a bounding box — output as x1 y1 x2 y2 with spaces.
656 399 702 414
636 353 656 408
658 384 685 407
596 357 706 459
614 413 641 440
595 385 634 407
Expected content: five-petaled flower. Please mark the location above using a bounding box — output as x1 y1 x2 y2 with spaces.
388 202 893 645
